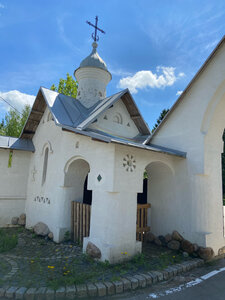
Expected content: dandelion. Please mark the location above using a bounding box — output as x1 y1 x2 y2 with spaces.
30 260 34 264
125 252 127 255
70 245 72 248
172 256 176 259
48 266 55 269
121 252 124 255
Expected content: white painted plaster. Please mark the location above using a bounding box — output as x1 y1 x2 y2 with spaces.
0 149 31 226
89 99 140 139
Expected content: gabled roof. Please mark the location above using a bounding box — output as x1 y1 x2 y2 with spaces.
19 87 186 158
20 87 150 139
0 135 35 151
149 35 225 142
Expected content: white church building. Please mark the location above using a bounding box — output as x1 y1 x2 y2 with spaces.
0 35 225 263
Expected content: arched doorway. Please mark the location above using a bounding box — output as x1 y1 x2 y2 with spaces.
145 161 175 236
64 158 92 242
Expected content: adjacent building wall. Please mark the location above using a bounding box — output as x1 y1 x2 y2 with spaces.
151 42 225 253
0 148 31 226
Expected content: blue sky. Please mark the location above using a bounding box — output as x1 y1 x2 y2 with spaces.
0 0 224 128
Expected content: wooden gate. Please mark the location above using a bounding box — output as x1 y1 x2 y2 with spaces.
136 203 151 242
71 201 151 243
71 201 91 243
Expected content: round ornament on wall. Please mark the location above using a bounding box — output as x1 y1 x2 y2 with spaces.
123 154 136 172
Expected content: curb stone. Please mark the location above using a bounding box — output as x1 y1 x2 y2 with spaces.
0 258 205 299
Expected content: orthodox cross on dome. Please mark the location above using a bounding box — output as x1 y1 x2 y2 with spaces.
86 16 105 42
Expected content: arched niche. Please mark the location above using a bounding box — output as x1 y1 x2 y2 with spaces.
64 157 92 204
145 161 175 236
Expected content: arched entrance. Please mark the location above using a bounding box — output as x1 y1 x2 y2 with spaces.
199 81 225 248
141 161 175 237
64 157 92 242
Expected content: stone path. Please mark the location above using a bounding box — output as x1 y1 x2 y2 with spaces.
0 228 205 299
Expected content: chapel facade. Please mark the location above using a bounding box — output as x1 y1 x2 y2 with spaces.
0 36 225 263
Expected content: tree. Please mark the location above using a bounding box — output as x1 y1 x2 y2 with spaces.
50 73 78 98
152 108 169 132
0 105 30 138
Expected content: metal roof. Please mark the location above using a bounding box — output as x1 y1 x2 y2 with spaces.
0 135 35 151
61 125 186 158
78 42 108 72
21 87 151 139
19 86 186 158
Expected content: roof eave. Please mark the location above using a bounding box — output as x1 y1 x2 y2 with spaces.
149 35 225 141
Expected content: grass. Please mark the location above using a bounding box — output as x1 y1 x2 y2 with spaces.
45 252 184 290
0 228 187 290
0 229 18 253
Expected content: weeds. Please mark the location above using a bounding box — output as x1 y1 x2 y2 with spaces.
0 229 18 253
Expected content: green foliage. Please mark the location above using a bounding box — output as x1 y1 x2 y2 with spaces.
8 151 13 168
50 73 78 98
0 229 18 253
64 230 71 242
143 169 148 179
152 108 169 132
0 105 30 138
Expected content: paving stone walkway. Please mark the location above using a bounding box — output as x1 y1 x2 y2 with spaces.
0 228 205 299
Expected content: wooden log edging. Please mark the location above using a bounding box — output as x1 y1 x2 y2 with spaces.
0 258 204 299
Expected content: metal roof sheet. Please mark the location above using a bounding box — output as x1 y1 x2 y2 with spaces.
0 135 35 151
19 87 185 158
36 87 150 136
61 125 186 158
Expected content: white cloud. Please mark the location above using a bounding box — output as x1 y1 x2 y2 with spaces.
118 67 184 94
176 90 183 96
0 90 35 113
0 3 4 9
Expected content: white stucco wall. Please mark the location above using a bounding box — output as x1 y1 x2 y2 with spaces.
0 148 31 226
151 43 225 253
88 99 140 139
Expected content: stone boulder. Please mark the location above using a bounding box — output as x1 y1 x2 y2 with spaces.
193 243 199 252
158 235 167 246
167 240 180 250
11 217 19 225
181 240 194 254
86 242 101 259
146 232 155 243
48 232 53 240
18 214 26 226
165 234 172 243
172 231 184 242
197 247 214 260
218 246 225 256
34 222 50 236
154 238 162 246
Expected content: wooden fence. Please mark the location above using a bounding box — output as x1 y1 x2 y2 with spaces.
71 201 151 243
136 203 151 242
71 201 91 243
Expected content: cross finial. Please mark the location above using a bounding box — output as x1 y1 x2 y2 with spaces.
86 16 105 42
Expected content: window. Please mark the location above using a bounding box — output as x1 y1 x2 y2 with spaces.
42 147 49 185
